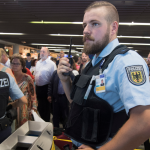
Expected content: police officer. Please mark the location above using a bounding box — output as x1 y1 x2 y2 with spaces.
0 70 27 143
57 1 150 150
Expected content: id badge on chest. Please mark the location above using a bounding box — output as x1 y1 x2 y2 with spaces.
95 73 106 93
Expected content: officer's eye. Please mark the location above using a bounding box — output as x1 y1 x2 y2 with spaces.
93 23 99 26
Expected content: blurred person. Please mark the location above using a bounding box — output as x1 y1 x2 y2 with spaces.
38 53 40 60
31 57 34 61
0 48 10 68
11 54 37 129
79 52 89 74
47 70 70 128
147 53 150 76
35 47 56 122
51 57 57 64
56 51 64 66
30 59 38 76
26 53 32 69
0 48 16 79
73 55 80 71
78 56 82 65
0 50 27 143
72 59 79 76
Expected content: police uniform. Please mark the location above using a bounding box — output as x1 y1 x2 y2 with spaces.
0 71 24 143
66 38 150 147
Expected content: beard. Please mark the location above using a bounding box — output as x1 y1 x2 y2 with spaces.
82 29 110 55
40 54 47 60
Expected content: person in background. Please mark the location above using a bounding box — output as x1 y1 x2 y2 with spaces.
30 59 38 76
0 65 27 143
26 53 32 69
51 57 57 64
79 52 89 74
35 47 56 122
11 53 37 129
78 56 82 66
26 67 34 80
72 59 79 76
56 51 64 66
0 48 10 68
38 53 40 60
47 70 70 128
147 53 150 76
73 55 80 71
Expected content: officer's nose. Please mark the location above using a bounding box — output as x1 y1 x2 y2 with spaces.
83 25 91 36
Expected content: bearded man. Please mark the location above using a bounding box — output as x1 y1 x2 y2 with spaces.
35 47 56 122
57 1 150 150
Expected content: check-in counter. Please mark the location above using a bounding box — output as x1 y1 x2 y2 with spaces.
0 121 53 150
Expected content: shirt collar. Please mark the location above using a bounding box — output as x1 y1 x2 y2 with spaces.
40 57 49 63
92 38 120 66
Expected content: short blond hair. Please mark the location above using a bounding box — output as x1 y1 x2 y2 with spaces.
0 48 8 60
85 1 119 25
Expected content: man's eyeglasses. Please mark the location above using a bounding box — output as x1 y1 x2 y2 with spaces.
11 63 21 66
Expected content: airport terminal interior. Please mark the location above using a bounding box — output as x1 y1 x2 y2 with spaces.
0 0 150 150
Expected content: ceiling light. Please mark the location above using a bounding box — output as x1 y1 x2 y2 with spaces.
46 47 64 48
21 41 26 44
49 34 83 37
120 43 150 46
128 47 133 48
118 36 150 39
76 48 83 49
30 21 150 26
30 21 82 24
49 49 76 51
31 43 70 46
32 43 150 47
31 43 84 47
119 22 150 26
49 34 150 39
0 32 24 35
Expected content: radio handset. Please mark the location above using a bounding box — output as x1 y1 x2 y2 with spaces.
63 37 73 76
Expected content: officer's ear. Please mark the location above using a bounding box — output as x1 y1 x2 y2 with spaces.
110 21 118 36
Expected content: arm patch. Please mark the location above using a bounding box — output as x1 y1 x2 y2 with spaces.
125 65 146 86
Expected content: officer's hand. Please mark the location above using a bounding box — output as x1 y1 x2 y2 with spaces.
57 57 72 82
78 144 93 149
47 96 52 103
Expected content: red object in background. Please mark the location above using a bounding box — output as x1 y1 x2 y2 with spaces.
54 132 72 150
26 68 34 79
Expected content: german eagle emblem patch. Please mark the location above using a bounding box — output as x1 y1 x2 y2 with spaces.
125 65 146 85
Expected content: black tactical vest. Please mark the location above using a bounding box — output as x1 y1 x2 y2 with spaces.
0 71 10 118
65 45 130 147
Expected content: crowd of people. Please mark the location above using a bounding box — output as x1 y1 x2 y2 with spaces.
1 1 150 150
0 47 90 137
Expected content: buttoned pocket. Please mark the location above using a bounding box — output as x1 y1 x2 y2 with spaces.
73 74 91 105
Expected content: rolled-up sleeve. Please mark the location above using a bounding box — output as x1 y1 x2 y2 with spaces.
117 52 150 114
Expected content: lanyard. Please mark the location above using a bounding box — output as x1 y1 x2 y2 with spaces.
99 58 105 74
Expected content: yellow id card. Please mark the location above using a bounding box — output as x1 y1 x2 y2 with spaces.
95 74 106 93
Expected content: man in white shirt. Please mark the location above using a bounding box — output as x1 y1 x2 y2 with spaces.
0 48 10 68
35 47 56 122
